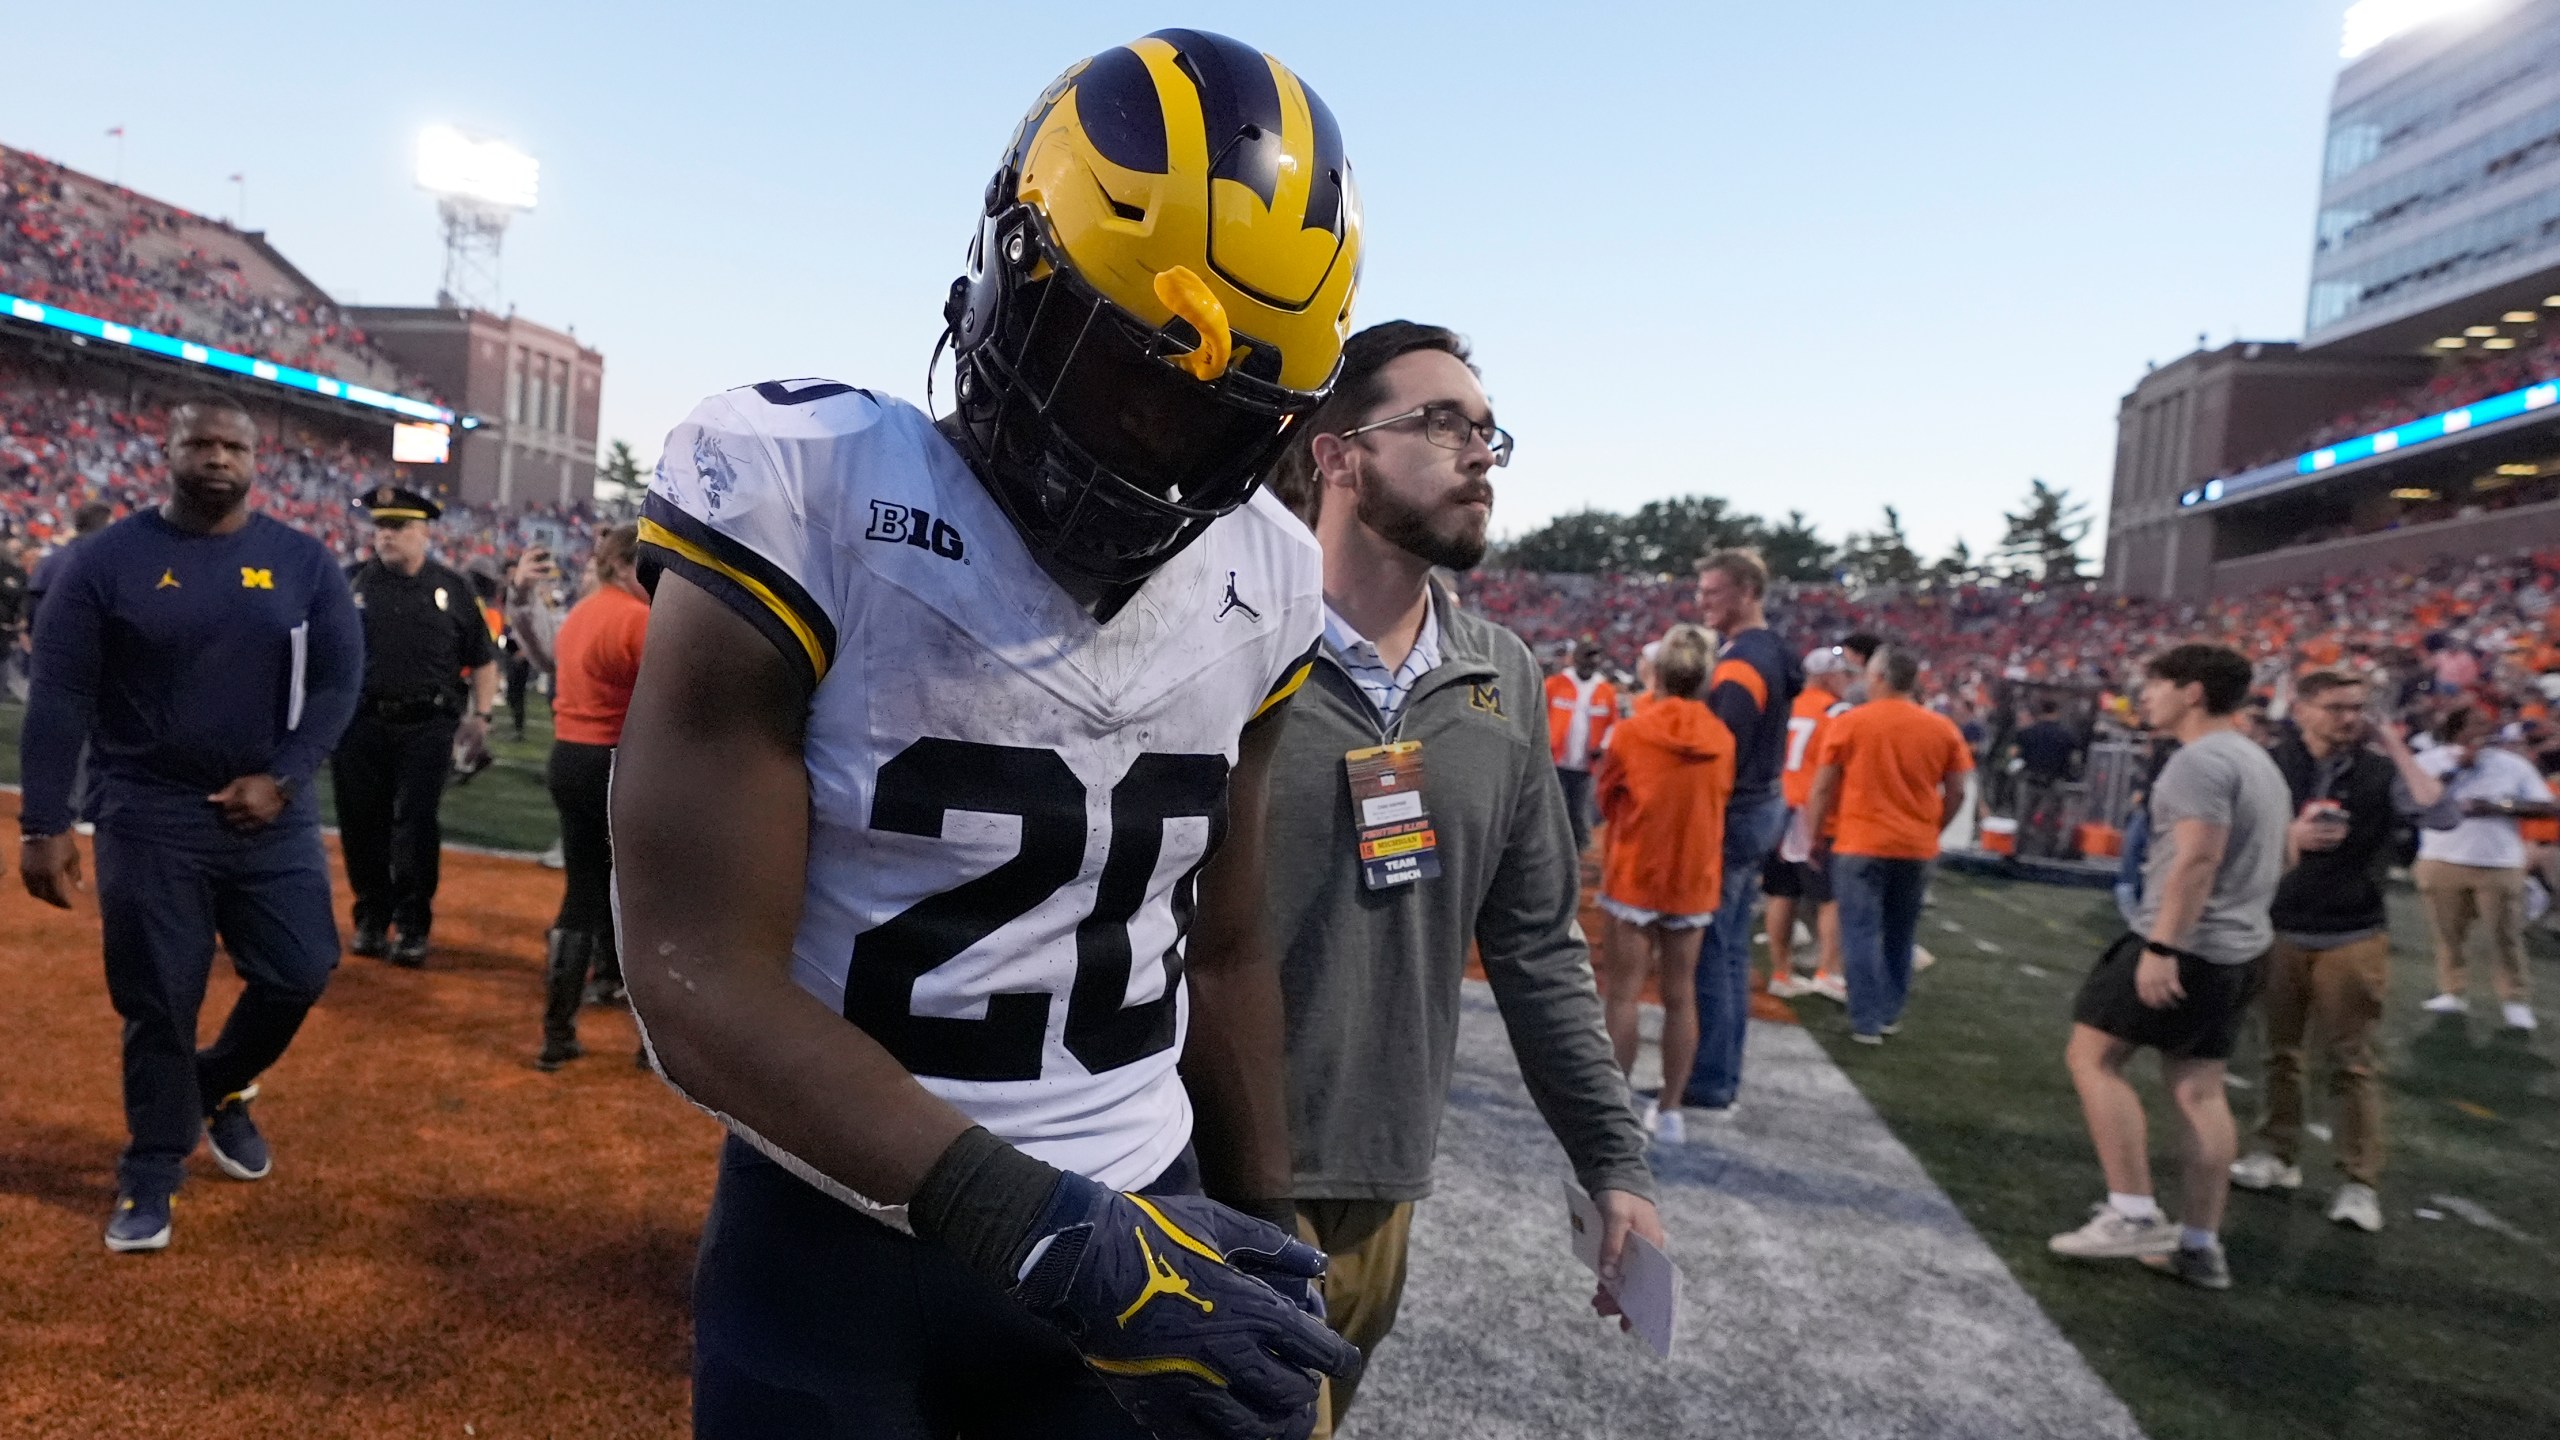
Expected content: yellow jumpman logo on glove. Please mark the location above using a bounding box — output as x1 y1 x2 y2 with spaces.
1116 1227 1215 1328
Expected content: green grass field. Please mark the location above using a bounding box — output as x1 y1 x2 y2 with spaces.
1794 871 2560 1440
0 694 565 853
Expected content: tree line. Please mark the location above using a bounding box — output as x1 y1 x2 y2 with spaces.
1495 479 2093 588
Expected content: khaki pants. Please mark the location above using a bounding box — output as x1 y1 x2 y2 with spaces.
2257 935 2390 1184
2413 859 2533 1002
1296 1199 1416 1440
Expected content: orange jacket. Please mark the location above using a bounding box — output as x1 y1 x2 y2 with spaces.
1595 696 1737 917
1545 670 1618 768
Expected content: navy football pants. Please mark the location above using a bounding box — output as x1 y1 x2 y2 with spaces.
693 1136 1199 1439
95 818 339 1196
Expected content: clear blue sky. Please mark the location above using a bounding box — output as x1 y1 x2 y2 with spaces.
2 1 2357 562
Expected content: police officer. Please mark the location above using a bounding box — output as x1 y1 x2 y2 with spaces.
335 485 497 966
18 391 363 1252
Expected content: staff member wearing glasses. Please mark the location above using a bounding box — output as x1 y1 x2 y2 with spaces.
2228 669 2441 1233
335 486 499 967
1264 321 1661 1437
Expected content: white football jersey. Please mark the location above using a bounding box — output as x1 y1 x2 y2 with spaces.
636 379 1322 1192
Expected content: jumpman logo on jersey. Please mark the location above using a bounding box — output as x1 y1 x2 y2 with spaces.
1115 1228 1216 1328
155 569 181 589
1216 570 1260 623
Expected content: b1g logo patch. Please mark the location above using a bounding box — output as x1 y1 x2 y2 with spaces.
867 500 967 561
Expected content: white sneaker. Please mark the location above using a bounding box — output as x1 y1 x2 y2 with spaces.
1811 974 1848 1004
2229 1152 2302 1192
2048 1203 2180 1259
1914 945 1937 972
1652 1109 1686 1146
2503 1002 2538 1031
1768 972 1812 998
2422 992 2467 1015
1851 1031 1884 1046
2328 1183 2383 1233
1636 1096 1659 1133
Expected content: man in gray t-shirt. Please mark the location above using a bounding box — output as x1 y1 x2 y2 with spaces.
2049 644 2290 1292
2136 728 2291 964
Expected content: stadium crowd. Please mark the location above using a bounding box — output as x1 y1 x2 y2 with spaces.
1463 553 2560 746
2226 328 2560 476
2 144 421 396
0 357 596 577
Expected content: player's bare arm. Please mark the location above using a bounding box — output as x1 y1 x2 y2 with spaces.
615 571 976 1201
1176 713 1297 1219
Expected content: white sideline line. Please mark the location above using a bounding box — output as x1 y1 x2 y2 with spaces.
1342 984 2148 1440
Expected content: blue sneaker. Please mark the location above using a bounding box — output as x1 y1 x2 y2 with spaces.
205 1085 271 1181
104 1191 172 1252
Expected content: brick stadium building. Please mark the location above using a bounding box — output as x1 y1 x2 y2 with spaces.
2110 0 2560 600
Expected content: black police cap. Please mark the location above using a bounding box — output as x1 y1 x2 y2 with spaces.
357 484 442 523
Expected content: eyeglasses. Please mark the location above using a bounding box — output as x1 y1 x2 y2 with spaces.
1337 403 1515 466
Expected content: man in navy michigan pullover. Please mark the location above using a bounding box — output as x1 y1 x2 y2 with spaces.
1684 547 1805 1113
18 392 362 1253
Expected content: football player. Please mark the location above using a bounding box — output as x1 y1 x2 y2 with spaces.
612 29 1366 1440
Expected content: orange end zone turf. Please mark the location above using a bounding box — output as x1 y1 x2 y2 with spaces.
0 792 714 1439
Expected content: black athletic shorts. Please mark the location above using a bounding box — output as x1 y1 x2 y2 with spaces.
2071 932 2265 1061
1762 856 1832 904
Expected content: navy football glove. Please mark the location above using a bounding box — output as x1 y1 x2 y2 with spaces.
1011 1172 1362 1440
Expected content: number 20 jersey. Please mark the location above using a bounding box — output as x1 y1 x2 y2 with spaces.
637 380 1322 1193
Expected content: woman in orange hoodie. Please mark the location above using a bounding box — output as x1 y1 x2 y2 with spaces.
1595 623 1736 1146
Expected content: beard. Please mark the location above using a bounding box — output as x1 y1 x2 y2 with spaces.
1354 464 1491 572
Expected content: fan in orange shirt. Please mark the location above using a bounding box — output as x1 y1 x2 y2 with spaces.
1803 645 1974 1044
1766 646 1856 1002
1594 624 1736 1147
1546 638 1620 855
536 523 652 1072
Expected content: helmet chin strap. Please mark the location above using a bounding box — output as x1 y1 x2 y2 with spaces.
924 324 955 419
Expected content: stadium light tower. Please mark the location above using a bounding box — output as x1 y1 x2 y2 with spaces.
415 125 538 313
2340 0 2500 59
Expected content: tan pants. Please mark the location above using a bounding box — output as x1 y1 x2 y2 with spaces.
1296 1199 1416 1440
2257 935 2389 1184
2413 859 2533 1002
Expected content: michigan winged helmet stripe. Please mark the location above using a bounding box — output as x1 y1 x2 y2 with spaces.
1007 28 1360 393
635 494 838 693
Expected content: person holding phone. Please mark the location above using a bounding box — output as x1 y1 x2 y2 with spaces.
2413 706 2557 1031
2229 669 2441 1233
503 545 562 741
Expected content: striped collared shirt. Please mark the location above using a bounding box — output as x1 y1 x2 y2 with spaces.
1322 594 1442 729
